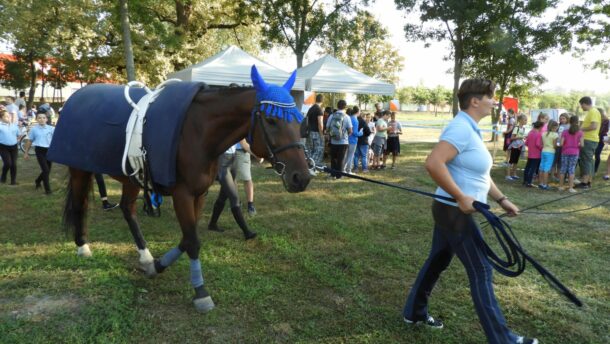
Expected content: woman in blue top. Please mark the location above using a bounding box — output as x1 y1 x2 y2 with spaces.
402 79 538 344
0 109 20 185
23 112 55 194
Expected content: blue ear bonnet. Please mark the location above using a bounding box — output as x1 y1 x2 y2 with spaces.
250 65 303 124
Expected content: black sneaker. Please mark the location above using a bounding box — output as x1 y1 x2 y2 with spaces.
575 182 588 189
103 201 119 211
247 205 257 217
516 336 538 344
403 315 443 329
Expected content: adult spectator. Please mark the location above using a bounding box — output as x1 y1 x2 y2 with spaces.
502 109 516 166
17 104 27 126
233 140 258 216
344 105 363 174
38 98 55 125
371 111 389 169
207 139 257 240
306 94 325 166
385 111 403 169
402 78 537 344
354 111 371 173
325 100 352 179
5 97 18 124
94 174 119 211
0 108 20 185
15 91 26 110
594 108 608 174
577 96 601 188
23 112 55 194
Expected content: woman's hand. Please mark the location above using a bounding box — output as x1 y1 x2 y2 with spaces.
499 199 519 217
456 195 476 214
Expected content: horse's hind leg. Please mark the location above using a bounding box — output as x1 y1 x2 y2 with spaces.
64 168 93 257
118 181 155 275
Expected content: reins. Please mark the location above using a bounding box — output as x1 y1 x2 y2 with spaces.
316 165 584 307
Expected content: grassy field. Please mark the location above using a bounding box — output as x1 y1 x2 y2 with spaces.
1 140 609 343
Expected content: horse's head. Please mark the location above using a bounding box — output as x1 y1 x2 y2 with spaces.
248 65 311 193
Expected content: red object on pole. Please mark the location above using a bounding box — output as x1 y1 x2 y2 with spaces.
503 97 519 113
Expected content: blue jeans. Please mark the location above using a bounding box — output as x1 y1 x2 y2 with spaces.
354 144 369 171
404 201 519 344
523 158 540 185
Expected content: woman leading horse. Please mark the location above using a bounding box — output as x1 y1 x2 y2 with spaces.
49 66 311 312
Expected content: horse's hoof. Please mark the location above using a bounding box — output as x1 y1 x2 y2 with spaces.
193 296 215 313
140 261 157 277
77 244 92 257
244 231 257 240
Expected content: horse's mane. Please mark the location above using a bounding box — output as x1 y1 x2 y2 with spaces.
198 86 254 95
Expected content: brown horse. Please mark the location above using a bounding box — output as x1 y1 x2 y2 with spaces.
57 67 311 312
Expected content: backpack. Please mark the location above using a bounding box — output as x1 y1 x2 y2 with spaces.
329 112 344 140
300 114 309 138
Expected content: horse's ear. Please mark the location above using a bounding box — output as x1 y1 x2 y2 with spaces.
251 65 268 93
282 69 297 91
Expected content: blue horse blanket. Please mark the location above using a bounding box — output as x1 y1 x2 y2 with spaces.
48 82 204 187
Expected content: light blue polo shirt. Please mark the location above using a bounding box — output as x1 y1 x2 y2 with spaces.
28 124 55 148
0 123 19 146
435 111 492 206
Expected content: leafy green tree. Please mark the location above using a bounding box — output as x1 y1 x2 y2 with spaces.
429 85 451 116
564 0 610 71
319 10 403 107
462 0 565 139
412 85 431 107
395 0 489 115
260 0 362 68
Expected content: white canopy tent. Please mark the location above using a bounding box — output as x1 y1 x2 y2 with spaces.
294 55 395 95
167 45 294 87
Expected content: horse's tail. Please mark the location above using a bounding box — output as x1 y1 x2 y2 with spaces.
62 169 93 237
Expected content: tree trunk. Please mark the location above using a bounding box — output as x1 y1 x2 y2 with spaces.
120 0 136 81
452 35 464 117
27 54 36 109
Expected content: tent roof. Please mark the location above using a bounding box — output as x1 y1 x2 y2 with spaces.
167 45 293 87
295 55 395 95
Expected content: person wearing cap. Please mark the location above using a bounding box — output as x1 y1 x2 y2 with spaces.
401 78 538 344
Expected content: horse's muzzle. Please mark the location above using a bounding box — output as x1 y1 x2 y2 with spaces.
283 169 311 193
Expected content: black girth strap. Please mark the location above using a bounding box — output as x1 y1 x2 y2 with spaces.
317 165 583 307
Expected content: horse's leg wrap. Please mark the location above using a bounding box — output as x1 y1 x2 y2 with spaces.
231 206 257 240
77 244 92 257
189 258 214 312
154 246 183 274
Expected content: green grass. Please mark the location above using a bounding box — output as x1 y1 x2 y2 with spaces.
1 142 609 343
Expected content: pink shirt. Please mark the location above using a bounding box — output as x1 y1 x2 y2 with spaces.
561 130 583 156
526 129 543 159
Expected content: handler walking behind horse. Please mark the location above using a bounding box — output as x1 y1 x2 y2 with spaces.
402 79 538 344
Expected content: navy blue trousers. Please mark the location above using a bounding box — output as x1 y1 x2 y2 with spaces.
403 201 519 344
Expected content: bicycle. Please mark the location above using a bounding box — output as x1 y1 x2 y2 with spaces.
18 122 36 156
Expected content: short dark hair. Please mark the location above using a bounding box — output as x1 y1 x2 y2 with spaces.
19 91 25 97
579 96 592 105
457 79 495 110
324 106 332 114
315 94 323 103
352 105 359 114
532 121 544 129
337 99 347 110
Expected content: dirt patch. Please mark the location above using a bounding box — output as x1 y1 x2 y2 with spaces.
1 294 82 321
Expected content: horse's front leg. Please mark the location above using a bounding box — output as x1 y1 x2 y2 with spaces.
117 181 156 275
158 187 213 312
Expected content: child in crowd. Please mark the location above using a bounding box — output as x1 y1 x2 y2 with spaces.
523 121 543 187
537 112 549 134
0 109 20 185
538 120 559 190
553 113 570 180
559 115 583 193
506 114 528 180
385 111 402 169
366 113 376 164
502 109 516 166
